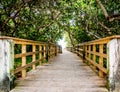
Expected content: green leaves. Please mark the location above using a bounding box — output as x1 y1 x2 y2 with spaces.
0 0 120 46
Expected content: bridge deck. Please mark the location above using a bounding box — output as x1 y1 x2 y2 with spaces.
11 50 108 92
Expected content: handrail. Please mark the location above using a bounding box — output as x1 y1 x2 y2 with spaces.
67 35 120 91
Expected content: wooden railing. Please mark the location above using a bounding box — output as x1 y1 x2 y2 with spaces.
13 39 61 78
67 35 120 91
0 36 62 88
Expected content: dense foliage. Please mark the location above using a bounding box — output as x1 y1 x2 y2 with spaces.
0 0 120 46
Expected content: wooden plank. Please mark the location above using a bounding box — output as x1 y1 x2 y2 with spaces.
93 44 97 71
54 46 56 56
14 58 43 74
11 50 108 92
0 36 47 45
44 45 46 60
15 51 43 58
22 44 26 78
32 45 36 70
88 45 91 65
85 40 109 45
84 45 87 63
55 46 57 56
1 35 120 47
99 44 104 77
86 50 107 58
82 35 120 45
49 45 51 58
77 53 83 57
39 45 42 65
78 48 83 52
85 57 107 74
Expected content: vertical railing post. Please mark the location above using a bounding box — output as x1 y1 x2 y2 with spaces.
0 39 14 92
53 45 55 56
53 45 56 56
53 45 54 57
32 44 36 70
93 44 96 71
53 45 55 57
55 45 57 56
83 45 85 63
84 45 87 63
44 45 46 61
54 45 56 56
52 45 54 57
22 44 26 78
46 43 49 62
99 44 104 77
39 45 42 65
88 45 91 65
107 38 120 92
48 44 50 61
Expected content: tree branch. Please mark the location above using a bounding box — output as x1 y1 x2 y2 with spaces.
108 14 120 22
38 12 61 30
98 22 111 32
96 0 120 21
2 0 33 30
85 25 100 39
96 0 108 18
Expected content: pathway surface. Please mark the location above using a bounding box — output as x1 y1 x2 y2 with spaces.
11 50 108 92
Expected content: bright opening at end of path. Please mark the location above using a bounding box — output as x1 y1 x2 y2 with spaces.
58 37 66 49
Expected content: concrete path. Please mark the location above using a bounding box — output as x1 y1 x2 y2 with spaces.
11 50 108 92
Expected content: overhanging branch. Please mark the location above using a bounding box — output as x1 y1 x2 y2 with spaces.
96 0 120 21
96 0 108 18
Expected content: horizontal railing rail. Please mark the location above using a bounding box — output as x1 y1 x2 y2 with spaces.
67 35 120 91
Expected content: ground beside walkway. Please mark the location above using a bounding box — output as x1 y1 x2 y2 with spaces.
11 50 108 92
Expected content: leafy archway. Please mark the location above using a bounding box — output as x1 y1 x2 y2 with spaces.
0 0 120 46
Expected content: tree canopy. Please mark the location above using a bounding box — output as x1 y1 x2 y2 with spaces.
0 0 120 46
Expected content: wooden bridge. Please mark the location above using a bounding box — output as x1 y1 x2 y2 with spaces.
0 36 120 92
10 50 107 92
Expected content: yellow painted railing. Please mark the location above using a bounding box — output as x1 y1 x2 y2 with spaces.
0 36 62 78
67 35 120 78
67 35 120 91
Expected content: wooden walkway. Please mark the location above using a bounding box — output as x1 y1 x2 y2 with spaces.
11 50 108 92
